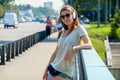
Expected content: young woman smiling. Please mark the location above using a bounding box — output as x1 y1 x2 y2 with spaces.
43 5 92 80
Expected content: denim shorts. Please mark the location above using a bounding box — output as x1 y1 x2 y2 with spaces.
48 64 61 76
48 64 73 80
57 72 73 80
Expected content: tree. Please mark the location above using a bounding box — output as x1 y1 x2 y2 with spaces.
0 4 4 17
0 0 17 17
71 0 120 22
0 0 14 5
72 0 104 21
109 10 120 40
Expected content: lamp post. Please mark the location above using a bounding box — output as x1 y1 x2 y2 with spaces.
109 0 111 20
63 0 72 5
97 0 100 27
64 0 67 5
115 0 119 13
68 0 72 6
105 0 108 26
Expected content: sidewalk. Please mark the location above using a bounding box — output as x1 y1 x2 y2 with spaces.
0 32 58 80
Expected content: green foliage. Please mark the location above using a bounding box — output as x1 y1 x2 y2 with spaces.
86 23 111 40
71 0 120 22
5 3 14 10
73 0 96 13
109 10 120 40
0 0 16 18
0 4 4 17
72 0 103 14
0 0 14 5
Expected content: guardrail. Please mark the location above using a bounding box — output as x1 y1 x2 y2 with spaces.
75 48 115 80
0 30 49 65
104 36 112 66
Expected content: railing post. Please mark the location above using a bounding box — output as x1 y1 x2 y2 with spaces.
24 38 27 50
0 46 6 65
19 40 22 54
15 41 19 56
23 38 25 52
18 40 20 54
11 42 15 59
6 44 11 61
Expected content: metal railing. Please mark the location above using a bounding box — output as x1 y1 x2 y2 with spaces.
75 48 115 80
0 30 48 65
104 36 112 66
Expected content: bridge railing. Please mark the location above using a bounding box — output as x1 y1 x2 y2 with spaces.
75 48 115 80
0 30 53 65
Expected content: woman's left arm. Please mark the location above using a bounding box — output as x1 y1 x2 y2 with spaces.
64 35 92 61
73 35 92 52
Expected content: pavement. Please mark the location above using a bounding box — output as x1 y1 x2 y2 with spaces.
0 32 58 80
0 24 89 80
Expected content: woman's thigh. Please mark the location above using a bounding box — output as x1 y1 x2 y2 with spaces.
53 76 68 80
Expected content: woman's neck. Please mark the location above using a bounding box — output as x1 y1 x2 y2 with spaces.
68 25 73 30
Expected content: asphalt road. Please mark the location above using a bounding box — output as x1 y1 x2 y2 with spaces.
0 22 46 45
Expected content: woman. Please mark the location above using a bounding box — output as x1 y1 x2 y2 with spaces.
46 16 52 39
43 5 92 80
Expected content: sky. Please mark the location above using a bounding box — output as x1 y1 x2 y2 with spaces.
15 0 64 12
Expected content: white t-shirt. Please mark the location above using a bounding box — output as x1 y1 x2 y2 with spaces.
51 25 88 77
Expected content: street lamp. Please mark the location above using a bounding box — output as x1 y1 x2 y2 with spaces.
64 0 72 5
105 0 108 26
109 0 111 19
68 0 72 6
115 0 119 13
97 0 100 27
64 0 67 5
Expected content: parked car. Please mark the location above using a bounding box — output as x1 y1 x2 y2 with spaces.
82 18 90 24
79 17 90 24
25 17 32 22
18 18 26 23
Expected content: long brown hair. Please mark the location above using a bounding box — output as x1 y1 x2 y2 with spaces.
57 5 80 40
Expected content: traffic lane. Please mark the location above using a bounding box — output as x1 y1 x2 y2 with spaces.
0 22 46 41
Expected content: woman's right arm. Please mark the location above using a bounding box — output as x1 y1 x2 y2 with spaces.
43 44 58 80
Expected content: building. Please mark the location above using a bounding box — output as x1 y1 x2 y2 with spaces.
44 2 53 9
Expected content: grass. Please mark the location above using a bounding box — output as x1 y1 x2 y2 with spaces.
86 22 111 61
90 38 106 61
87 22 111 40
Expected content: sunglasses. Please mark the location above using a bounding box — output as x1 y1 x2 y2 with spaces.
60 13 71 19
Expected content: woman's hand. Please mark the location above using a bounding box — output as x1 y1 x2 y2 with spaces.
64 47 73 61
43 70 48 80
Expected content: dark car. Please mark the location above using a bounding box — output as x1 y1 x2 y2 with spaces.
39 19 45 23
